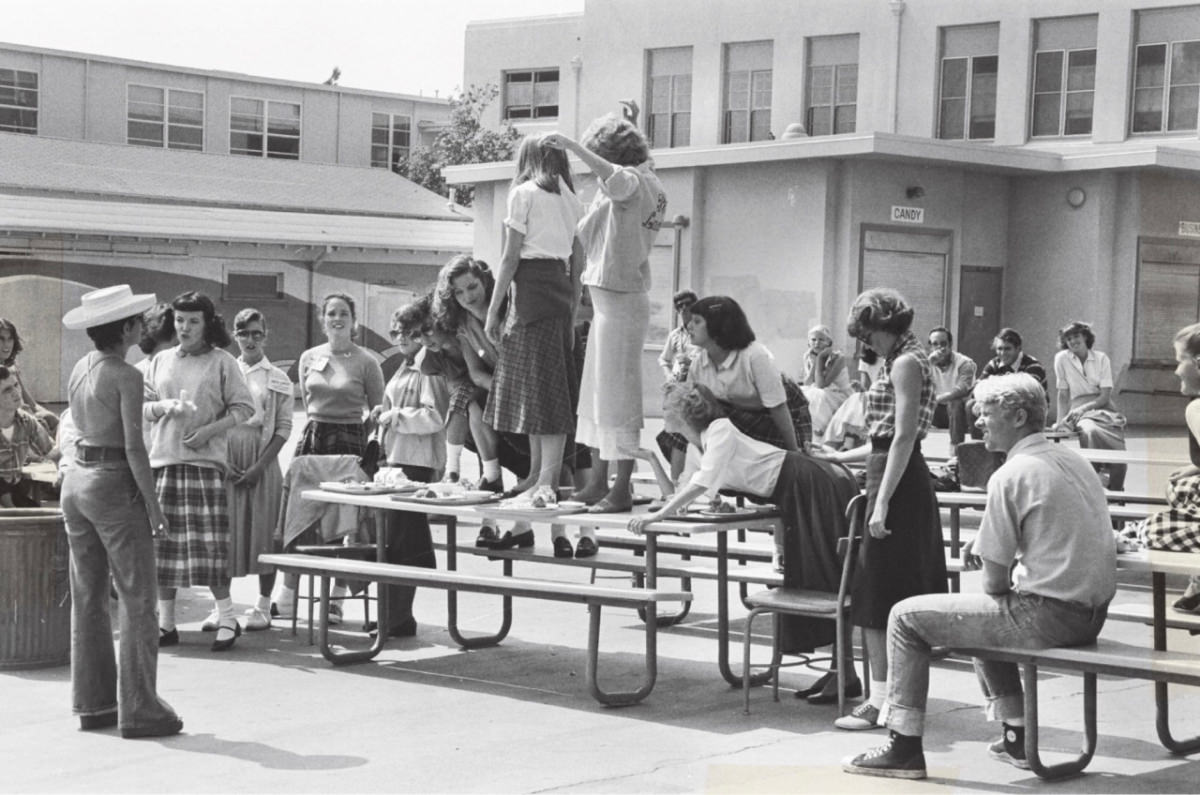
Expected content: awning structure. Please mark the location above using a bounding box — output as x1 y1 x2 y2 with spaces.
0 194 473 253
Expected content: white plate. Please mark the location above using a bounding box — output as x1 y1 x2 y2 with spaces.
319 481 403 495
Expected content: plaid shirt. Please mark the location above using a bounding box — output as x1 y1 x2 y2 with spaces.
0 408 53 482
865 331 936 441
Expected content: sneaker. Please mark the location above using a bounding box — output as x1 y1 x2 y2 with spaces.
243 606 271 631
834 702 883 731
988 725 1029 770
200 608 221 632
842 731 927 780
326 602 343 626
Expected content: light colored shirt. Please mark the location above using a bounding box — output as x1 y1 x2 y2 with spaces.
380 352 449 470
688 341 787 409
931 350 976 401
974 433 1117 607
238 356 294 447
577 162 668 293
683 417 786 496
1054 348 1113 399
0 407 52 482
505 178 583 262
659 325 698 381
298 344 385 424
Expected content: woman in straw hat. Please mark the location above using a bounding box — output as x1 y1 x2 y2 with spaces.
61 285 182 738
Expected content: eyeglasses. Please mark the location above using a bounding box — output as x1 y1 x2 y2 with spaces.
389 328 419 340
234 330 265 340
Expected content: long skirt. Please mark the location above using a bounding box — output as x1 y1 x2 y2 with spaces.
226 424 283 577
802 384 850 437
773 452 861 652
1076 408 1128 491
851 440 948 629
154 464 229 589
486 315 577 435
576 287 649 460
824 392 868 448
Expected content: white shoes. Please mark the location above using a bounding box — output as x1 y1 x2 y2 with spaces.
200 608 222 632
243 606 271 631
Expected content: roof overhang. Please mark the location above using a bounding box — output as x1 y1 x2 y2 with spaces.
443 131 1200 185
0 194 473 253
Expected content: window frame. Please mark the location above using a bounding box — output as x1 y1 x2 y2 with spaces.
646 47 693 149
937 53 998 140
0 68 38 135
1131 39 1200 135
370 112 412 172
502 69 560 121
126 83 205 151
1030 47 1096 138
806 62 858 136
228 96 301 160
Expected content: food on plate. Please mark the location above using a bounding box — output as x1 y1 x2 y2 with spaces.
374 467 418 488
411 482 467 500
707 496 735 514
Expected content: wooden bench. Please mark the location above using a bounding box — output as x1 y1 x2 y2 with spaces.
259 552 691 707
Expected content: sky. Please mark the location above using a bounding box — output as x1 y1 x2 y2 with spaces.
4 0 584 98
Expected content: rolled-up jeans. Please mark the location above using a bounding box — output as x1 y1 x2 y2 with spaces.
62 460 178 730
881 590 1109 737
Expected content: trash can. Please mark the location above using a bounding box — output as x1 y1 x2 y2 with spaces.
0 508 71 669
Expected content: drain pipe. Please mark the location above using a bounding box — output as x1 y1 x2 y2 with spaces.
889 0 906 133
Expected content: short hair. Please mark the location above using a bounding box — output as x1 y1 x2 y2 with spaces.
688 295 755 350
581 113 650 167
846 288 915 339
0 318 23 364
138 303 175 355
995 327 1023 349
1175 322 1200 358
1058 320 1095 350
434 254 496 333
928 326 953 346
672 289 698 307
172 291 232 348
808 324 833 343
393 294 432 337
663 382 727 432
86 316 132 350
973 373 1047 430
233 307 267 332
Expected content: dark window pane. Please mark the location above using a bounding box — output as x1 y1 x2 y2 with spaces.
1168 85 1199 130
168 125 203 150
834 104 856 134
808 105 832 136
227 273 282 300
128 121 163 146
533 104 558 118
534 69 559 82
1136 44 1166 89
230 131 262 155
969 57 997 139
1031 94 1060 136
749 108 771 140
1171 40 1200 85
1133 86 1164 132
1067 49 1096 90
370 144 389 168
266 135 299 159
941 58 967 98
1064 91 1094 135
671 112 690 146
1034 51 1063 93
648 113 669 148
939 98 965 138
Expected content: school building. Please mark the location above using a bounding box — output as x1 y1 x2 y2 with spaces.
448 0 1200 423
0 42 471 402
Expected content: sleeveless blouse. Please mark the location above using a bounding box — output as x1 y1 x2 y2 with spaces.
864 331 936 441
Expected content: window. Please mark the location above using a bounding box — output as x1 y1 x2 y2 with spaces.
370 113 411 172
938 24 998 140
723 41 773 143
127 85 204 150
1132 7 1200 133
503 70 558 120
646 47 692 149
806 34 859 136
1030 16 1097 137
0 68 37 135
225 272 283 301
230 97 300 159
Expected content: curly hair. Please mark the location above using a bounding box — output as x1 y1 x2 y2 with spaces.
0 318 23 365
433 255 495 334
973 372 1047 430
1058 320 1095 350
663 382 727 432
846 288 915 340
581 113 650 167
137 303 176 355
172 290 232 348
393 292 433 337
689 295 756 350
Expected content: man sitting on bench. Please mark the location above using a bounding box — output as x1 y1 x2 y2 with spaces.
843 373 1117 780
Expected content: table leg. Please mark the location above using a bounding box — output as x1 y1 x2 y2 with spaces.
317 574 387 666
1153 571 1200 753
445 515 512 649
717 532 771 688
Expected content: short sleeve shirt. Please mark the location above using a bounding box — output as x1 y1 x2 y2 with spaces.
504 178 584 261
687 341 787 409
1054 348 1113 399
684 417 786 496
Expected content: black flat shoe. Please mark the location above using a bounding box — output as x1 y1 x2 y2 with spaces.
477 477 504 494
553 537 574 558
366 617 417 638
489 529 535 550
79 711 118 731
794 671 835 699
121 716 183 739
210 621 241 652
574 537 598 559
158 627 179 648
1174 590 1200 613
475 525 501 548
806 677 863 705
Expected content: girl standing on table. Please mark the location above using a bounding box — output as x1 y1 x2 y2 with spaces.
814 288 947 727
544 117 668 516
483 134 585 555
61 285 182 738
144 291 254 652
220 308 293 633
279 293 385 621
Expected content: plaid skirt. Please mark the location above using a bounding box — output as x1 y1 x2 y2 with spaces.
154 464 229 588
485 315 577 435
294 420 367 457
723 376 814 449
448 380 487 419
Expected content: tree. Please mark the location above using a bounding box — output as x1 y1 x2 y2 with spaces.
397 84 521 207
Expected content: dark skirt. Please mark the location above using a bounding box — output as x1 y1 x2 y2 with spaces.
722 376 813 450
773 452 861 652
294 420 367 458
851 439 948 629
485 314 577 435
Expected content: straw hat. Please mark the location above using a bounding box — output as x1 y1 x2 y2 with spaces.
63 285 157 330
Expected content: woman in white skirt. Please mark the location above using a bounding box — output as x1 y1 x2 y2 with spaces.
800 324 852 438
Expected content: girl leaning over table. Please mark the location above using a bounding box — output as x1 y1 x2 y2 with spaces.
144 291 254 653
61 285 182 738
813 288 947 728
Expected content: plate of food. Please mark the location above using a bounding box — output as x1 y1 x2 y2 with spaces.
319 481 412 495
391 486 501 505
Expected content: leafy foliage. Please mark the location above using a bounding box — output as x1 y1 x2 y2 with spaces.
396 84 521 207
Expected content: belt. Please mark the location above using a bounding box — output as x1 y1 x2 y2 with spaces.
76 446 127 463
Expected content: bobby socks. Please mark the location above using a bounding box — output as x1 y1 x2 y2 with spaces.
158 599 176 631
216 596 234 621
482 458 501 481
445 443 463 476
869 680 887 710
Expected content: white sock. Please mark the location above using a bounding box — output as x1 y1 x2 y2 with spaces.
445 443 463 475
216 596 235 621
1005 717 1025 727
869 681 887 710
255 594 271 612
273 582 295 606
482 458 501 481
157 599 176 631
331 583 348 605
